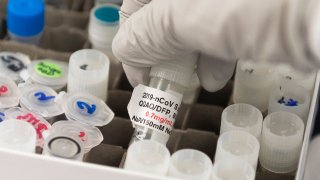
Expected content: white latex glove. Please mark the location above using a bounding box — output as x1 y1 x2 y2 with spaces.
112 0 320 91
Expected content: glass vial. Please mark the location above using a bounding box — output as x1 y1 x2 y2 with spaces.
130 57 196 145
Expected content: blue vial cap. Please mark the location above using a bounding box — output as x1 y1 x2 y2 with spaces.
7 0 45 36
94 5 119 24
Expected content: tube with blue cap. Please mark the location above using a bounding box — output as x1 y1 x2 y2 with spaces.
7 0 45 45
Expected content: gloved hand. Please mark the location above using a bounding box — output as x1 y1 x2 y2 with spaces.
112 0 320 91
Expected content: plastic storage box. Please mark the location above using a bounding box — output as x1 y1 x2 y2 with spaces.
0 1 318 180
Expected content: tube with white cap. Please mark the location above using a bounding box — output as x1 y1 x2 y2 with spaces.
276 64 316 94
233 59 275 113
68 49 110 102
214 130 260 170
55 92 114 152
211 159 255 180
19 83 64 124
167 149 212 180
0 120 36 153
89 4 120 64
124 140 170 175
4 107 51 147
268 83 311 123
0 52 31 83
51 120 104 154
43 132 84 161
21 59 68 91
259 111 304 173
0 76 20 109
220 103 263 138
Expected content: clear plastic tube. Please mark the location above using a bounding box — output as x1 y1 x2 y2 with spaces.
124 140 170 175
268 83 311 123
130 77 185 145
214 130 260 170
168 149 212 180
259 111 304 173
220 103 263 138
43 133 84 161
211 159 255 180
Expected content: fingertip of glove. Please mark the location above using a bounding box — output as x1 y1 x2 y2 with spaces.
201 79 228 92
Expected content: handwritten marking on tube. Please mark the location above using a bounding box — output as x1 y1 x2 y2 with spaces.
76 101 96 114
34 92 55 101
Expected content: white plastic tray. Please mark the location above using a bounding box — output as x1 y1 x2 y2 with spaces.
0 72 318 180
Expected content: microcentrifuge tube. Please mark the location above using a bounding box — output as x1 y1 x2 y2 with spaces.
124 140 170 175
168 149 212 180
43 133 84 161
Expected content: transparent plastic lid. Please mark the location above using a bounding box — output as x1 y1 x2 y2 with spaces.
4 107 51 147
51 120 103 153
43 132 84 160
58 92 114 126
0 76 20 108
19 83 64 118
0 52 31 83
26 59 68 87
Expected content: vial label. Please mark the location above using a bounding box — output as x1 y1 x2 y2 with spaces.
35 61 63 78
1 55 25 72
128 84 182 136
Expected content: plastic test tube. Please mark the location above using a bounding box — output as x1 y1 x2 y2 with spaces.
7 0 44 45
168 149 212 180
58 92 115 127
51 120 104 153
68 49 110 102
214 130 260 170
89 4 120 64
0 52 31 83
276 64 316 93
233 59 275 112
43 132 84 161
56 92 114 152
268 83 311 123
220 103 263 138
19 83 64 124
124 140 170 175
0 120 36 153
259 111 304 173
211 159 255 180
0 76 20 109
4 107 52 147
21 59 68 91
